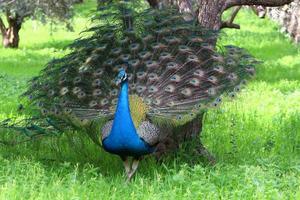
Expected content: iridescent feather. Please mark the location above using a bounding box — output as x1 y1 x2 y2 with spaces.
23 1 256 143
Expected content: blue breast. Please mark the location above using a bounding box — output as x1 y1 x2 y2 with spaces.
102 81 154 157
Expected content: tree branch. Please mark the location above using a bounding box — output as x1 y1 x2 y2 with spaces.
6 10 13 25
221 6 241 29
229 6 241 24
224 0 293 10
0 17 6 36
221 21 241 29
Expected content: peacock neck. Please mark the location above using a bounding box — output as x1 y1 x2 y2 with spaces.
104 79 154 156
113 81 135 129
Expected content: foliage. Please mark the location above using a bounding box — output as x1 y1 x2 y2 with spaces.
0 0 77 24
0 2 300 198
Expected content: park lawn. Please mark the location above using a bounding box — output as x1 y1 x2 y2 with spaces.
0 1 300 199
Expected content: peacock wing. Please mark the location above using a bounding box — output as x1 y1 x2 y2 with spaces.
136 121 160 146
101 120 113 140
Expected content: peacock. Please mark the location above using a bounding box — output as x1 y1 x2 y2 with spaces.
2 1 257 181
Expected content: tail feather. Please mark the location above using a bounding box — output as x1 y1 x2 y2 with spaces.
22 1 257 127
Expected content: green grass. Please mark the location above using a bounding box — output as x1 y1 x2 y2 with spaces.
1 1 300 199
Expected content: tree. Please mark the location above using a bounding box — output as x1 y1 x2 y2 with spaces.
268 1 300 43
0 0 77 48
221 5 267 30
147 0 293 30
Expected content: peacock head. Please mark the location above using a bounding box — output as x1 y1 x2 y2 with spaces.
115 69 128 86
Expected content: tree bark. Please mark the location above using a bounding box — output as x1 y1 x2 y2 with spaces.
224 0 293 10
146 0 293 30
146 0 224 30
0 13 22 48
196 0 225 30
221 6 242 29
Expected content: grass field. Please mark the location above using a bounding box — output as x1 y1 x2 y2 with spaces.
0 1 300 199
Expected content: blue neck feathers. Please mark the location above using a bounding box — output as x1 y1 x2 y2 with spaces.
102 80 154 157
113 80 135 129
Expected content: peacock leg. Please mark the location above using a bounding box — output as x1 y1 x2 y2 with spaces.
122 157 132 178
126 158 140 182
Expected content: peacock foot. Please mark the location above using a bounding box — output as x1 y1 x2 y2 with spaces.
194 143 216 166
122 157 140 182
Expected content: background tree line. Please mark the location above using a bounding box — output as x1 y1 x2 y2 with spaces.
0 0 297 49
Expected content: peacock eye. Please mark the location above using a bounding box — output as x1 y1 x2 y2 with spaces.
176 115 182 120
60 99 68 106
110 89 118 96
241 80 247 85
235 86 241 92
216 97 222 102
37 102 44 107
61 68 68 74
64 108 72 114
48 90 55 96
93 89 102 96
229 92 236 98
120 54 130 61
41 109 48 115
89 101 98 108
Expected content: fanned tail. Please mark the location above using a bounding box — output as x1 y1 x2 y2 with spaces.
18 1 257 131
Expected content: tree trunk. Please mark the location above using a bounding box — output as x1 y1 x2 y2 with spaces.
1 15 22 48
146 0 224 30
147 0 293 30
196 0 225 30
2 27 20 48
